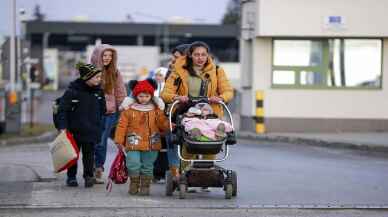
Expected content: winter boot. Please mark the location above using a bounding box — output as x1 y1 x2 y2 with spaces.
66 176 78 187
139 175 152 196
84 176 94 188
128 176 140 195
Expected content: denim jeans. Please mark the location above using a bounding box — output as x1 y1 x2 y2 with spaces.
95 113 119 170
126 151 158 176
166 133 180 168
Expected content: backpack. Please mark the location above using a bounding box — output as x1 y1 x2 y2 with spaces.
52 89 78 130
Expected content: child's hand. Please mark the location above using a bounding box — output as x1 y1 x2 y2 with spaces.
115 143 124 150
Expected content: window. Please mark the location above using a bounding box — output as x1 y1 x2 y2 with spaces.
272 39 382 88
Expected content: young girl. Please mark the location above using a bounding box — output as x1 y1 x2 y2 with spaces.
90 44 127 184
114 79 169 196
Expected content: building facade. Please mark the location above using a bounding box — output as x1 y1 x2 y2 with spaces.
240 0 388 132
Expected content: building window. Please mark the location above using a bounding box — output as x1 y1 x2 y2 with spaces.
272 39 382 89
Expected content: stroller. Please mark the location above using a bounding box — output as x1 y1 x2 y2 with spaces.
166 97 237 199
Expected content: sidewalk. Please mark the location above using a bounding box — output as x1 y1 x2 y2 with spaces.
0 130 57 147
238 131 388 153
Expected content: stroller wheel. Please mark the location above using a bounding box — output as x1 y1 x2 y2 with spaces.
179 183 186 199
231 171 237 197
165 171 174 196
225 183 233 199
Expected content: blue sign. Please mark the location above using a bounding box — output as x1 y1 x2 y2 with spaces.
328 16 342 24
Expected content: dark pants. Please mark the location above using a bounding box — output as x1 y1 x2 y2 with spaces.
67 139 95 179
153 137 169 180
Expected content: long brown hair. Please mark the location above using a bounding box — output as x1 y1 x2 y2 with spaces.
101 49 117 94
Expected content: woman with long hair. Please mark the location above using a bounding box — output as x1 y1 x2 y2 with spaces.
161 41 234 190
90 44 127 184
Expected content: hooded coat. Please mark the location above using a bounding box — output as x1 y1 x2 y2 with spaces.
114 99 169 152
161 56 234 117
90 44 127 114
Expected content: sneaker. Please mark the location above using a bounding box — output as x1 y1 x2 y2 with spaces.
84 176 94 188
201 187 211 192
156 178 165 184
66 177 78 187
187 187 197 193
94 168 104 184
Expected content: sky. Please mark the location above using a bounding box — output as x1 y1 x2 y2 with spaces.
0 0 230 37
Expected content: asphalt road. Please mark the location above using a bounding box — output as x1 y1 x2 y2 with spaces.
1 139 388 216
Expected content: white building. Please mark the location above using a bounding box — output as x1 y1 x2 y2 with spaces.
240 0 388 132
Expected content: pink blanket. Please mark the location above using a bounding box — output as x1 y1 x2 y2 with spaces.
182 117 233 140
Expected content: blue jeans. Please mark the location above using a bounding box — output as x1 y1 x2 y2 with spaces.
166 133 180 168
95 113 119 170
126 151 158 176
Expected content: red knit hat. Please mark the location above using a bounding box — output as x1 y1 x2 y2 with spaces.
131 79 156 97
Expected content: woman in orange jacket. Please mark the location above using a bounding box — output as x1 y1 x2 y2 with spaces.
114 79 169 196
161 41 234 189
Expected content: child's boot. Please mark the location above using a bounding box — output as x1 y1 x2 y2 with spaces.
66 176 78 187
139 175 152 196
84 176 94 188
128 176 140 195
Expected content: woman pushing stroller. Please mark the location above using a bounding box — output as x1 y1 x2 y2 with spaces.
161 41 234 183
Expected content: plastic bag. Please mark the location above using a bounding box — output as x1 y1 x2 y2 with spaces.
49 130 79 173
106 148 128 192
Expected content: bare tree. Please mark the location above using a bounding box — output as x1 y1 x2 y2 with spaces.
33 4 45 21
222 0 241 25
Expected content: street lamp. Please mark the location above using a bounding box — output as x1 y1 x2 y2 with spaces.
9 0 17 105
134 12 170 54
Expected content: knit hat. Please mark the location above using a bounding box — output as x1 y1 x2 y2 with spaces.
172 44 190 55
129 78 157 97
76 62 101 81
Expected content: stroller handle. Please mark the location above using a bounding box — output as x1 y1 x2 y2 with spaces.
168 98 235 132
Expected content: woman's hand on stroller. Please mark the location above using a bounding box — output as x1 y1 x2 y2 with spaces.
208 96 223 103
174 95 189 103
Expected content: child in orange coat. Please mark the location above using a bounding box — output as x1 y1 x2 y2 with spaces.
114 78 169 196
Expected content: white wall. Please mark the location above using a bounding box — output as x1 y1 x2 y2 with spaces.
219 62 241 90
257 0 388 37
252 38 388 119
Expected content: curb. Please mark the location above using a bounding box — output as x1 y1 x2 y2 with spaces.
0 131 57 147
237 131 388 153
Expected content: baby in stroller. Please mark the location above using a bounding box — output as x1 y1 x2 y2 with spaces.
182 103 233 142
166 98 237 199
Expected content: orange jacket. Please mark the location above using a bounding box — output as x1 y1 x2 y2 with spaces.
114 104 169 151
161 56 234 117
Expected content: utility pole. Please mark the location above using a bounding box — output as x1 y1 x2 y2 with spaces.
10 0 16 96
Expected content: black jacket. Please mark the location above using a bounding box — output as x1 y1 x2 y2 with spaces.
57 79 106 143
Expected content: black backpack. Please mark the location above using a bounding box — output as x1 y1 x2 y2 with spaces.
52 89 79 130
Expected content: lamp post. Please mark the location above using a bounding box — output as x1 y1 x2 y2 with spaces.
134 12 170 53
9 0 17 104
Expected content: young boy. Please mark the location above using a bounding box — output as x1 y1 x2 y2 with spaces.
56 62 106 188
114 78 169 196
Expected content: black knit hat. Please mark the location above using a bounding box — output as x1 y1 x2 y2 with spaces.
76 62 102 81
171 44 190 55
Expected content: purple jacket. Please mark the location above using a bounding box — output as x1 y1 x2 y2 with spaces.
90 44 127 114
